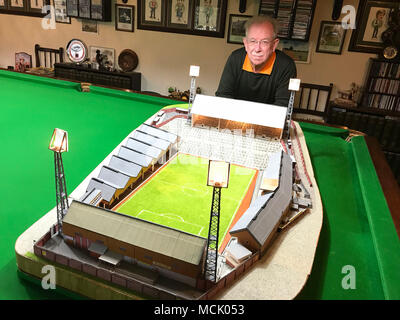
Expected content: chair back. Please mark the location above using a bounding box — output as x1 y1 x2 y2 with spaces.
293 83 333 120
35 44 64 68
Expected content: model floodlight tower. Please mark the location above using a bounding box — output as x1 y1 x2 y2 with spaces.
284 78 301 142
49 128 69 237
204 160 230 282
187 65 200 123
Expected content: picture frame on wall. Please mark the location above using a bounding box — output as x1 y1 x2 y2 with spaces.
115 4 135 32
227 14 252 44
54 0 71 23
91 0 104 20
66 0 78 17
137 0 227 38
9 0 26 11
28 0 46 13
316 21 347 55
139 0 165 26
167 0 192 29
348 0 398 53
278 40 311 64
1 0 49 16
82 20 98 33
78 0 90 19
194 0 219 32
0 0 8 9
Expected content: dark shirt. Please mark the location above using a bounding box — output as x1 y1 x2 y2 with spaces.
215 48 297 107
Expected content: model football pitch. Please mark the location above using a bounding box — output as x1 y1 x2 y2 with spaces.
114 153 256 245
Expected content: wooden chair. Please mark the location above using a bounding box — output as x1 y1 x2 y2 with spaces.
34 44 64 69
293 83 333 122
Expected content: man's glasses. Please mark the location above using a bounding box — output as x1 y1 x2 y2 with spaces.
247 38 276 48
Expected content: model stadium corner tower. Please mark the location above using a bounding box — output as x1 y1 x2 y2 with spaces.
48 128 69 237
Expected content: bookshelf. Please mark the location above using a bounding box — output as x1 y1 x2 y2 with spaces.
326 103 400 185
362 58 400 113
326 59 400 185
258 0 316 41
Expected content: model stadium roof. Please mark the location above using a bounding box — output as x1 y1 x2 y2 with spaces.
118 146 153 167
132 130 171 150
81 125 177 205
138 123 178 144
63 201 207 265
260 151 282 191
98 166 130 189
126 137 163 159
85 177 117 202
230 151 293 246
108 155 142 178
191 94 287 130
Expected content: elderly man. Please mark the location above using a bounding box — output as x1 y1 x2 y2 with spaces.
216 16 296 107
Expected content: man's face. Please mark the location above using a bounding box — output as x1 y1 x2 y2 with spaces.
243 22 279 71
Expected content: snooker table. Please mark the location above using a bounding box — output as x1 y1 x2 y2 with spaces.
1 69 400 299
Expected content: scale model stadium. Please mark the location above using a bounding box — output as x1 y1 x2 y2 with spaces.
17 93 321 300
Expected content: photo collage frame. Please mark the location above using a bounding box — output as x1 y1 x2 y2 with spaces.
137 0 227 38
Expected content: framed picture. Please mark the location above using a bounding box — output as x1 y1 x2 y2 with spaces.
115 4 134 32
91 0 103 20
0 0 8 9
138 0 227 38
54 0 71 23
227 14 252 44
28 0 47 13
15 52 32 72
138 0 166 26
278 40 311 63
167 0 192 29
194 0 224 34
348 0 398 53
316 21 347 54
82 20 97 33
66 0 78 17
9 0 26 11
78 0 90 19
89 46 115 69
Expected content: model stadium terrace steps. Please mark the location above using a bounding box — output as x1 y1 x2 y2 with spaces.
80 125 178 206
161 118 282 170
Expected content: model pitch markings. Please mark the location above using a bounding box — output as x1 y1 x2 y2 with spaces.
137 209 204 236
115 153 257 243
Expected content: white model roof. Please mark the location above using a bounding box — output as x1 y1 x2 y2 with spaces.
85 178 117 202
108 155 142 178
63 201 207 265
132 130 170 151
264 151 282 180
126 138 162 159
226 241 252 261
118 146 153 167
98 166 130 189
138 124 178 144
191 94 287 130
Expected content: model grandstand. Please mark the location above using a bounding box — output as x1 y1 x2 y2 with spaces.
33 93 313 300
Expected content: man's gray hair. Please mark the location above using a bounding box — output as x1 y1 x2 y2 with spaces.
244 15 279 39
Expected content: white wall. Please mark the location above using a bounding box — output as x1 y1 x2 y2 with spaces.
0 0 376 98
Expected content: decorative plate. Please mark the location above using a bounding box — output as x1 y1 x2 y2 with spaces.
66 39 87 63
118 49 138 72
383 46 398 60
